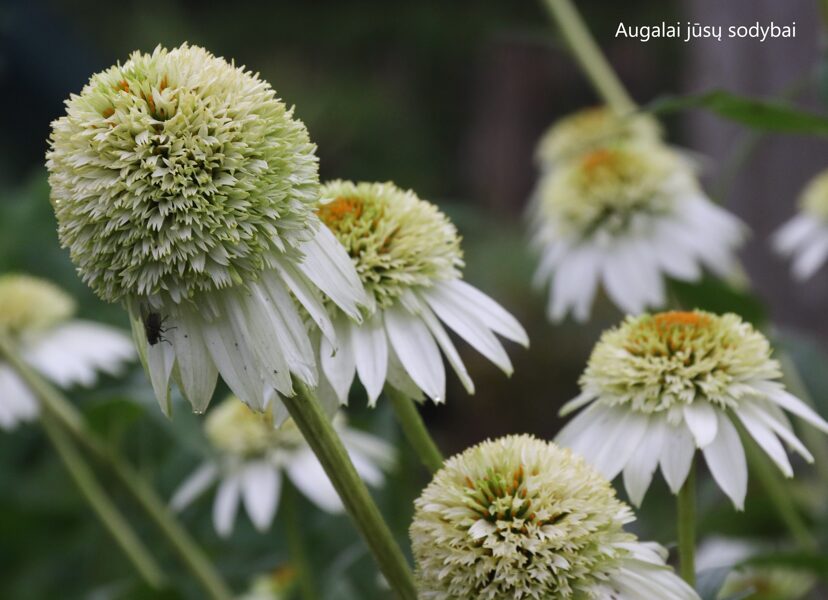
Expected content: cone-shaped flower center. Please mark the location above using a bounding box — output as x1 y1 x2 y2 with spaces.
535 106 661 165
0 275 75 337
205 397 304 457
538 143 684 237
317 180 463 308
47 43 320 305
582 311 780 414
410 435 636 599
800 170 828 221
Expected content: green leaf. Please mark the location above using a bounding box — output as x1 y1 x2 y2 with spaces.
646 91 828 135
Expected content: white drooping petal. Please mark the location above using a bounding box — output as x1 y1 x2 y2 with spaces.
297 223 368 322
428 279 528 346
213 474 242 538
735 405 793 477
170 462 219 511
555 403 605 449
589 410 649 481
683 401 718 448
560 389 598 417
339 427 396 473
385 344 425 401
273 259 336 343
547 243 601 322
384 304 445 402
791 231 828 280
0 364 39 429
702 413 747 510
746 400 814 462
169 309 217 413
417 300 474 395
659 422 695 494
350 312 388 406
602 242 650 315
240 460 281 532
762 384 828 434
286 449 343 513
623 416 666 507
320 316 356 405
773 214 822 254
146 336 175 416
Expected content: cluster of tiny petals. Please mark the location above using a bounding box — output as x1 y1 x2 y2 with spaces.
205 396 304 457
47 43 320 305
800 170 828 220
535 106 661 166
411 434 636 599
537 142 687 237
582 311 781 414
0 274 75 336
317 180 463 308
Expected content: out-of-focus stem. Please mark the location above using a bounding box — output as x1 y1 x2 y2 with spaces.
386 386 444 474
282 481 319 600
676 462 696 587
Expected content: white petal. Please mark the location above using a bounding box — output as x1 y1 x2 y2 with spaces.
702 412 747 510
623 416 666 507
169 309 217 413
320 316 356 405
744 401 814 463
590 410 650 481
548 245 601 322
659 422 696 494
683 401 719 448
146 337 175 416
417 301 474 395
213 475 241 537
429 280 528 346
792 232 828 280
0 364 39 428
602 243 650 314
764 386 828 434
170 462 218 511
384 304 445 402
735 406 793 477
773 214 822 254
241 461 281 532
273 260 336 343
560 389 598 416
384 344 425 401
555 403 605 449
286 450 343 513
351 312 388 406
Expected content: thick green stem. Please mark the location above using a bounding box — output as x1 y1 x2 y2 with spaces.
282 481 318 600
676 462 696 587
540 0 635 113
283 380 417 600
0 333 233 600
386 386 443 474
40 412 167 589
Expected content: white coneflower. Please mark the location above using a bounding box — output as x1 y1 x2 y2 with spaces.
535 106 662 169
0 274 133 430
410 434 698 600
170 396 393 537
530 143 745 321
46 44 367 418
557 311 828 509
774 169 828 280
314 180 528 405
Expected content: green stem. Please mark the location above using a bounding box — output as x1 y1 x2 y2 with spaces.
540 0 635 113
283 380 417 600
386 386 444 474
0 333 233 600
283 481 318 600
40 412 167 589
676 462 696 587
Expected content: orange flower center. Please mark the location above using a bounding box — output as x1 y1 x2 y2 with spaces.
316 196 363 227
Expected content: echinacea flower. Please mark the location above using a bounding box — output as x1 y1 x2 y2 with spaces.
314 180 528 405
773 169 828 280
171 395 393 537
530 143 745 321
0 274 133 430
47 44 367 418
535 106 661 169
410 434 698 600
557 311 828 509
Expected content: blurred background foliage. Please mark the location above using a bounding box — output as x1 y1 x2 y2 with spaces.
1 0 828 598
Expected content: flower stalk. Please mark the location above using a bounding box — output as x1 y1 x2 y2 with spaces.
0 332 233 600
282 480 319 600
540 0 635 113
40 411 167 589
676 462 696 587
283 379 417 600
386 386 444 474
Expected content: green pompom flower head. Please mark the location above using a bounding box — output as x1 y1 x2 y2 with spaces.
410 434 697 599
0 274 75 337
47 43 319 306
316 180 463 310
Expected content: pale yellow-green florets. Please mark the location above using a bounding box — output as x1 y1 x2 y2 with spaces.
799 169 828 221
581 311 780 415
536 143 689 238
47 43 320 305
205 396 304 457
0 274 75 337
410 434 636 599
317 180 463 309
535 106 661 166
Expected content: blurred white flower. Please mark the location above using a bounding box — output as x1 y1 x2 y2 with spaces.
774 169 828 280
171 396 393 537
410 434 699 600
315 180 528 405
558 311 828 509
0 274 134 430
530 142 745 321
